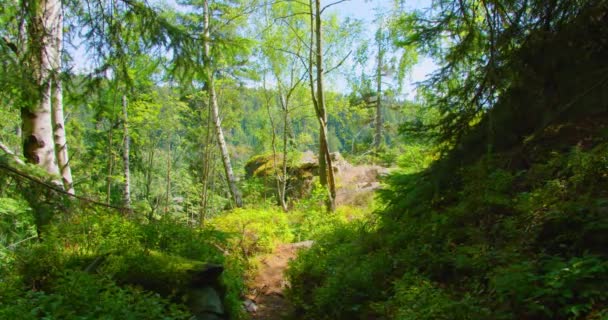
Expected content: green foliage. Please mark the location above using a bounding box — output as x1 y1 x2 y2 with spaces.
288 136 608 319
0 211 247 320
491 255 608 319
210 207 294 255
0 271 190 319
376 273 489 320
0 198 35 264
288 182 369 241
287 222 385 319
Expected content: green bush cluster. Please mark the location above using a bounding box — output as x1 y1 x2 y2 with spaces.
0 271 191 319
287 141 608 319
0 197 35 264
210 206 294 256
0 212 247 319
289 182 362 241
210 182 371 255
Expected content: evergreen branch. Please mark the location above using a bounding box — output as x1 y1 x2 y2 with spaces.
0 161 135 214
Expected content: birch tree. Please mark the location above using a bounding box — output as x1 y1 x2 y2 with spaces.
22 0 62 179
177 0 255 208
258 0 311 211
201 0 242 207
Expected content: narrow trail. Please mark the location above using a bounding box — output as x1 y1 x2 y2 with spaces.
245 241 313 320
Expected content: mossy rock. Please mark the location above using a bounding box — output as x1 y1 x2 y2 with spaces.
99 251 218 295
245 154 286 178
245 152 318 200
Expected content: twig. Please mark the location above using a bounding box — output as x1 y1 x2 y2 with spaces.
0 141 25 166
5 235 38 250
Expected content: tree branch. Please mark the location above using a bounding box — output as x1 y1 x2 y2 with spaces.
320 0 350 14
324 50 351 75
0 141 25 165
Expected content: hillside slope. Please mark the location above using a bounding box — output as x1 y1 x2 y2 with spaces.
286 3 608 319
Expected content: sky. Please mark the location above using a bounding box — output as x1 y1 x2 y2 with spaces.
70 0 437 99
323 0 437 99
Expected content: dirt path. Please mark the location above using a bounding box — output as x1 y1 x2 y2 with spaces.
245 241 312 320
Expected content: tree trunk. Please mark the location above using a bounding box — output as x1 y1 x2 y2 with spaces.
121 95 132 209
203 0 242 208
374 36 383 151
311 0 336 211
106 126 114 204
164 145 172 213
50 1 74 194
200 100 213 227
22 0 61 179
280 94 289 212
266 80 288 212
52 77 75 194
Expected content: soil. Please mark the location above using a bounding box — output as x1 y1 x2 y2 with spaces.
245 241 313 320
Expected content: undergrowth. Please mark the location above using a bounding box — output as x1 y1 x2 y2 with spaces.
287 139 608 320
0 211 247 319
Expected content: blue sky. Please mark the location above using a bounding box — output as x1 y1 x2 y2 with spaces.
70 0 436 98
324 0 437 98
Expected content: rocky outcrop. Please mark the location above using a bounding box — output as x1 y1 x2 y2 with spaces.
244 152 317 200
245 151 389 206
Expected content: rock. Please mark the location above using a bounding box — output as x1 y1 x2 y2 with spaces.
243 299 258 313
290 240 314 249
298 150 316 165
188 286 225 320
186 264 227 320
244 152 319 200
189 263 224 286
330 151 343 162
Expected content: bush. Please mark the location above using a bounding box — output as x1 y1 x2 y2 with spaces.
1 211 247 320
0 271 190 319
287 141 608 319
375 273 490 320
210 206 294 255
0 198 35 265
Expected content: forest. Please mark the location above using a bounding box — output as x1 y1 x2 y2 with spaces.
0 0 607 319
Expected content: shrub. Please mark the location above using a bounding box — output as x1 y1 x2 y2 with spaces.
2 211 247 320
210 207 293 255
0 271 190 319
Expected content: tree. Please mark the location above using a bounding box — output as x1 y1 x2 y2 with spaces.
50 0 74 194
309 0 340 211
202 0 243 208
392 0 593 149
176 0 256 208
373 25 387 151
21 0 62 181
257 0 312 211
121 95 132 208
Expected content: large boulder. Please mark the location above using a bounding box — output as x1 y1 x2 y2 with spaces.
245 151 389 205
244 152 319 200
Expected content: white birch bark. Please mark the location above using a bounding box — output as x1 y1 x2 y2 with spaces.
203 0 242 207
22 0 61 179
122 95 132 208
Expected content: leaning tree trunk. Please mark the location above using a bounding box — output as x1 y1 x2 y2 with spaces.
200 101 214 227
22 0 62 179
310 0 336 211
203 0 242 208
121 95 132 209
